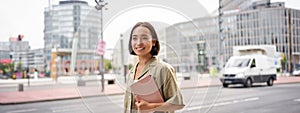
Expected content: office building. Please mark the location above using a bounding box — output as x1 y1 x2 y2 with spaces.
0 42 10 60
9 37 31 69
219 0 300 72
165 17 218 72
28 49 46 72
44 0 101 74
165 0 300 72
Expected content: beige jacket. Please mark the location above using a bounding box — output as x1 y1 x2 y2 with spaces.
124 57 184 113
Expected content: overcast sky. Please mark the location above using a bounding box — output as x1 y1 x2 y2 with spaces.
0 0 217 49
0 0 299 51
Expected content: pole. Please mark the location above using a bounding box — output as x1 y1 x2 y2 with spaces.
218 0 224 69
70 32 78 80
288 9 293 75
95 0 107 92
100 8 105 92
120 34 126 83
27 69 30 87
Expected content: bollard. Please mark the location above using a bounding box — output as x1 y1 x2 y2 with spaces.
77 75 86 86
18 84 24 92
77 79 86 86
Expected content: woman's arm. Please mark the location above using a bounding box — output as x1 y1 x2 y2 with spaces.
135 95 184 112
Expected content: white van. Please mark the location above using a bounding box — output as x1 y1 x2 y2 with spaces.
220 54 277 87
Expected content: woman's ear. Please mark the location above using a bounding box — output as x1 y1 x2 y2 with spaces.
152 40 156 46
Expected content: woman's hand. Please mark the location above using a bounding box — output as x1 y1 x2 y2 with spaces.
135 95 156 112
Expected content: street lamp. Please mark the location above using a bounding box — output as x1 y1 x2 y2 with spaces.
120 34 127 83
218 0 225 70
95 0 108 92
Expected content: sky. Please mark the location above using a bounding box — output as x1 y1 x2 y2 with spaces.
0 0 299 52
0 0 217 50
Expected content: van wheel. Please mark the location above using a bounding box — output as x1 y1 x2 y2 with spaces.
223 83 228 87
267 78 274 86
244 78 252 88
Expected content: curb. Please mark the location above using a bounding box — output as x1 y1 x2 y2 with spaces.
0 92 125 105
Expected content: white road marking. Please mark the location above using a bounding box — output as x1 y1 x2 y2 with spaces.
294 99 300 102
181 97 260 111
244 97 260 101
52 107 84 113
51 104 86 113
51 99 124 112
7 109 37 113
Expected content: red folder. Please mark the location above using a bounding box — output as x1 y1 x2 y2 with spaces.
130 75 164 103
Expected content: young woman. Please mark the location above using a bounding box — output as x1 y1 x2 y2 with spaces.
124 22 184 113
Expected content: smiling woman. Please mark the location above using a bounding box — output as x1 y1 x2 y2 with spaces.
124 22 184 113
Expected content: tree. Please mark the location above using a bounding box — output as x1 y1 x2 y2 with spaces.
281 53 287 72
104 59 112 72
0 62 14 77
17 62 22 72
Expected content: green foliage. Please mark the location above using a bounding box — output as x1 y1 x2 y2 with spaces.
17 62 22 72
104 59 112 72
281 54 287 64
0 63 14 74
281 53 287 71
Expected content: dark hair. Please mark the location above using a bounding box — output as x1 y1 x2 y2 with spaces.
128 22 160 55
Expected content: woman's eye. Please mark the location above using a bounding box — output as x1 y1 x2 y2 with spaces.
142 37 148 40
132 37 137 41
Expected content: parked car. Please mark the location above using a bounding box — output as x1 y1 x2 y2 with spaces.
293 70 300 76
293 64 300 76
176 72 191 80
0 73 9 79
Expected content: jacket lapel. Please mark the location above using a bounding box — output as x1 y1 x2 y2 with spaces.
128 63 137 84
138 57 158 79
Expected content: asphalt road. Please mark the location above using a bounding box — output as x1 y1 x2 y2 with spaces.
1 83 300 113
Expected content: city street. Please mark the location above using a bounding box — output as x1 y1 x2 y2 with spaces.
1 83 300 113
1 0 300 113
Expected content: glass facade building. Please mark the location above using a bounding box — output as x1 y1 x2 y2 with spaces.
0 42 10 60
28 49 46 72
44 0 101 72
9 41 31 69
165 1 300 72
165 17 219 72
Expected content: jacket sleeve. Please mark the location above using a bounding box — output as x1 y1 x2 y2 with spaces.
162 66 185 106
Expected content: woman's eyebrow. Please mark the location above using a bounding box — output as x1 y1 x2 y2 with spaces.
132 34 149 37
141 34 148 37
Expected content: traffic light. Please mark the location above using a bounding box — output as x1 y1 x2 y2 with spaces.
18 34 24 41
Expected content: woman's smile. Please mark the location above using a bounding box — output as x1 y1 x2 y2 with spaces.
135 47 145 51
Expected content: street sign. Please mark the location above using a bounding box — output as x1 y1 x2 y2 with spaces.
97 40 106 55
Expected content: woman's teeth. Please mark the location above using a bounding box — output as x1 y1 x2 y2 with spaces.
136 48 144 50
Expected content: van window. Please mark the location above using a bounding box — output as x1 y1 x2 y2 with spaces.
250 59 256 68
228 58 251 68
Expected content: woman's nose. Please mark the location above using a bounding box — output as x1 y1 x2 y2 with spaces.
135 38 143 45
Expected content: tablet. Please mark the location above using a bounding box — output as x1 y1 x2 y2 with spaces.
130 75 164 103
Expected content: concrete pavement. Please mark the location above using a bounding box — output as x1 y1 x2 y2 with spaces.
0 74 116 88
0 74 300 105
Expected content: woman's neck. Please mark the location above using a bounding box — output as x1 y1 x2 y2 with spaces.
138 54 153 65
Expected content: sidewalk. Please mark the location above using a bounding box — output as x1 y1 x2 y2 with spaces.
1 75 300 105
0 75 116 88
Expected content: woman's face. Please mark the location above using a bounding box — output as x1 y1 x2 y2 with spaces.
131 26 155 57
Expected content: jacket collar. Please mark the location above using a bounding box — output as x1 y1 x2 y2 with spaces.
130 56 158 80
